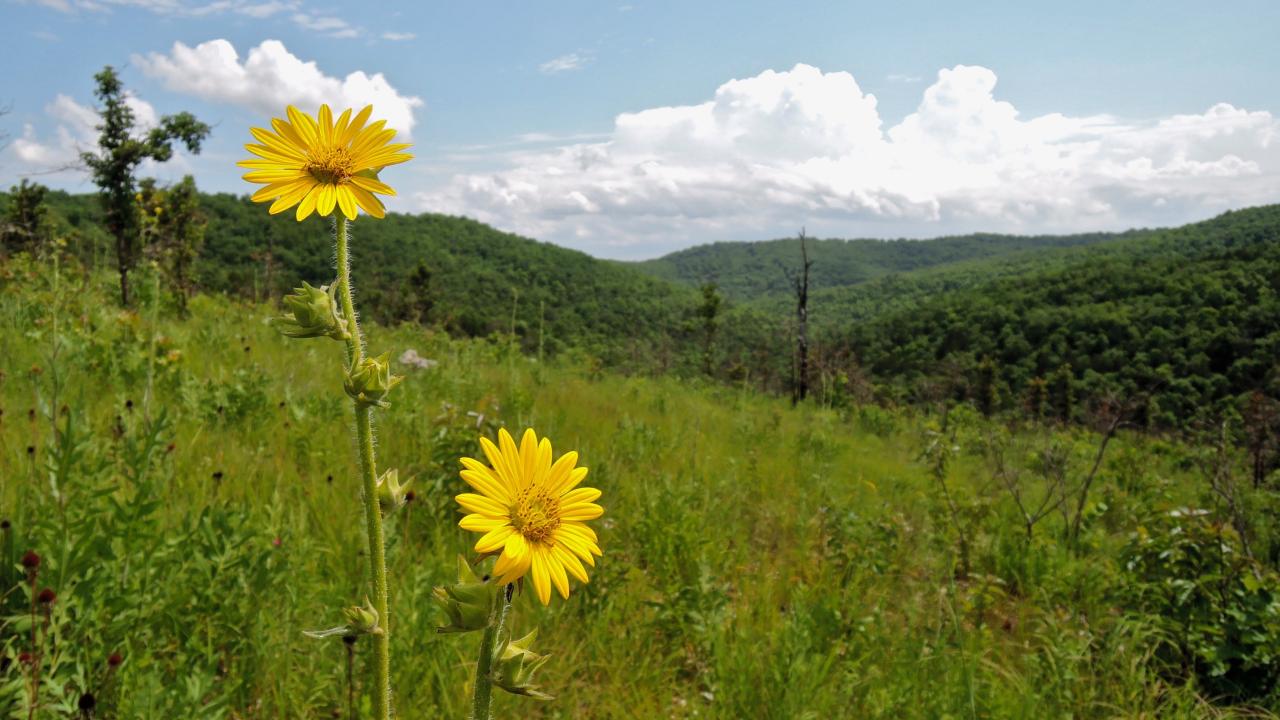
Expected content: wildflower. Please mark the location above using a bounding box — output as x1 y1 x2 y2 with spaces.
21 550 40 570
79 693 96 712
238 105 412 221
107 652 123 668
456 428 603 605
37 587 56 604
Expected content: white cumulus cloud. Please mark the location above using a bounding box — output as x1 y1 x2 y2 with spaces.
132 38 423 136
417 63 1280 257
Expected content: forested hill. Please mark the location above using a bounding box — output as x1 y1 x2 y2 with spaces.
825 205 1280 426
629 228 1140 300
36 191 697 360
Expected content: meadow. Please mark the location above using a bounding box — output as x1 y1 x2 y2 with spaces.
4 250 1279 718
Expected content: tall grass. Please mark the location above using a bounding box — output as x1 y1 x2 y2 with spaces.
1 256 1274 718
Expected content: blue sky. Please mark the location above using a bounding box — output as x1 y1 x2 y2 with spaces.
5 0 1280 258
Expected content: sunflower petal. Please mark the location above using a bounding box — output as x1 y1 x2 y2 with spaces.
459 458 512 502
348 184 386 219
529 547 552 605
336 186 358 220
339 105 374 146
455 492 508 517
317 184 337 216
480 436 520 496
560 487 601 505
546 550 571 599
552 543 589 584
460 514 508 532
475 526 515 554
560 502 604 522
350 174 396 196
295 184 321 221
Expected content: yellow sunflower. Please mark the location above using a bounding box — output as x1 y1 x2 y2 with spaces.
238 104 412 221
457 428 603 605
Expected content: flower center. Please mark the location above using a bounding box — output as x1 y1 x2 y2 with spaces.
304 147 356 184
510 489 560 544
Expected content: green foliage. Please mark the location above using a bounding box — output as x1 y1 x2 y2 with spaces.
829 206 1280 429
1 180 54 257
80 66 210 306
139 175 207 314
17 186 1280 433
1123 508 1280 703
3 253 1280 716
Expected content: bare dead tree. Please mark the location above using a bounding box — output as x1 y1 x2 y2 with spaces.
1203 417 1257 563
780 228 812 405
1067 398 1129 546
987 428 1069 540
1243 390 1280 489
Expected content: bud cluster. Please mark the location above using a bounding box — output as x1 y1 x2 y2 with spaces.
273 282 349 341
376 469 413 513
344 353 403 408
490 629 553 700
433 556 493 634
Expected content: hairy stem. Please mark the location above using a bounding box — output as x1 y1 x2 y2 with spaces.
335 216 393 718
471 584 513 720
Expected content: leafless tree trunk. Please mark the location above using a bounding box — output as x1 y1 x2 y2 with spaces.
1068 404 1126 546
782 228 812 405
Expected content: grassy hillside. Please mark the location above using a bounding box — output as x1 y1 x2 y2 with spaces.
4 252 1280 717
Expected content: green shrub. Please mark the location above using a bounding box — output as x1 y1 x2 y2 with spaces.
1122 507 1280 702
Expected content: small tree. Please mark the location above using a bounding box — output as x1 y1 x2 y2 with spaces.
140 175 206 315
697 281 722 377
2 179 53 256
81 66 209 305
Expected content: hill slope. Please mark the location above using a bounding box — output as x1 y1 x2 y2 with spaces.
630 229 1140 301
35 191 699 360
4 257 1278 716
820 206 1280 424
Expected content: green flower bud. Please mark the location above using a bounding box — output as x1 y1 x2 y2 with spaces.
433 556 493 634
274 282 349 341
491 629 554 700
376 468 413 513
344 352 403 408
302 597 381 640
343 597 383 636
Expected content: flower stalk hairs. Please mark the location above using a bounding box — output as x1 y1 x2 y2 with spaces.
436 428 604 719
240 104 410 719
